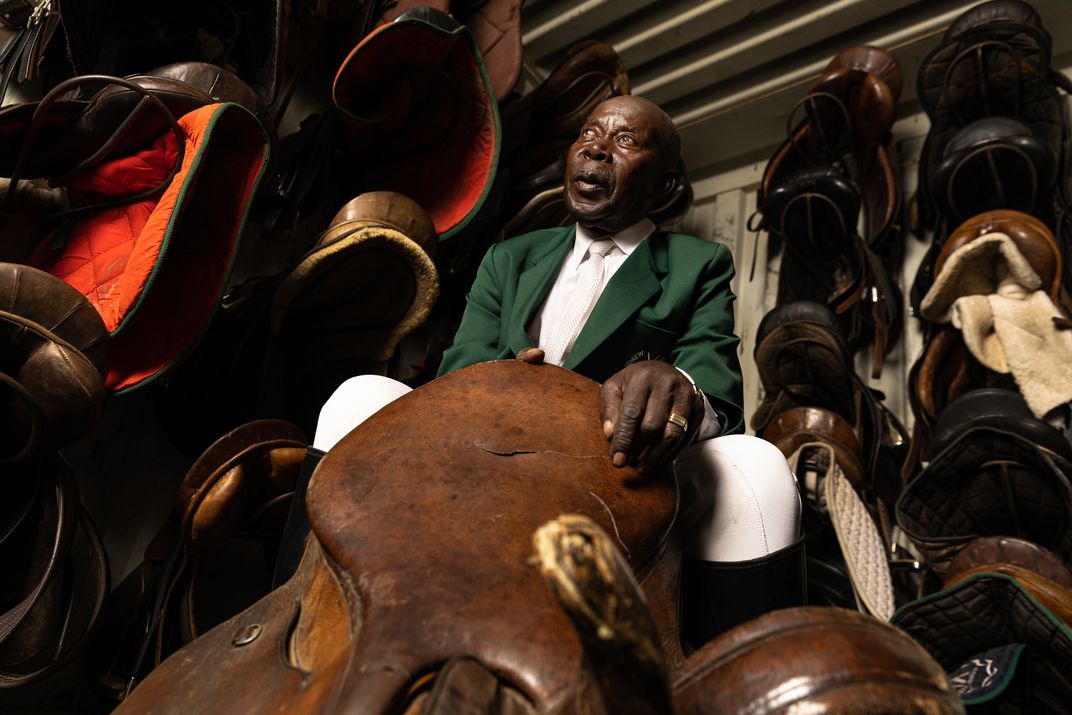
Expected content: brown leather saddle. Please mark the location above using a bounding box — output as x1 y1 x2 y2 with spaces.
117 361 676 713
751 301 907 511
89 419 306 700
117 361 960 714
757 46 904 376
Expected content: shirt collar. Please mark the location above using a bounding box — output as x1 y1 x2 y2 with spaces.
572 218 656 266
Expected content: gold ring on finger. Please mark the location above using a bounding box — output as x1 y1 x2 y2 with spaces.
667 412 688 431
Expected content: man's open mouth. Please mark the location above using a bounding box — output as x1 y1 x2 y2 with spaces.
572 169 611 194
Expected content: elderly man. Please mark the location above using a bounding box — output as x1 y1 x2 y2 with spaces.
309 96 804 647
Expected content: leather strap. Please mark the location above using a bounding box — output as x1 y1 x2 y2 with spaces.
4 74 187 220
0 457 108 688
0 370 41 464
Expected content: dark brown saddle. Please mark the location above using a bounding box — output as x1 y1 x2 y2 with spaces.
117 361 960 714
757 46 904 376
90 419 306 700
0 64 269 394
751 301 907 512
503 39 630 183
897 388 1072 578
911 0 1072 309
0 263 108 464
760 46 903 249
931 116 1056 223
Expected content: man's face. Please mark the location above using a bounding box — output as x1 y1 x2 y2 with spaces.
564 97 671 234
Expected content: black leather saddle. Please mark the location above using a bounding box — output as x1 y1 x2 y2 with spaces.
932 116 1056 222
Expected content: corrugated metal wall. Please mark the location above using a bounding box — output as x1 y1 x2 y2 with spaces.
521 0 1072 430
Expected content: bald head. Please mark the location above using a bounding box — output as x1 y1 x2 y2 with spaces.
564 95 681 233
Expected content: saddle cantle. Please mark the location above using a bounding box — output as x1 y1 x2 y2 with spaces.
673 607 962 714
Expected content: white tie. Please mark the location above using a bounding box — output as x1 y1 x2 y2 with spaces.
543 238 617 366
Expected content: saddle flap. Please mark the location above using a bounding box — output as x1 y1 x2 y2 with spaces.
892 572 1072 678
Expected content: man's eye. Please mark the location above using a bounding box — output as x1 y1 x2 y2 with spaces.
582 127 597 139
618 134 637 146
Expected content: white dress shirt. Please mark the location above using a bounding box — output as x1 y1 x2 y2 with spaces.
526 219 722 440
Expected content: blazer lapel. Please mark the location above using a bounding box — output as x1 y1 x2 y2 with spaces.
564 233 665 370
506 226 576 355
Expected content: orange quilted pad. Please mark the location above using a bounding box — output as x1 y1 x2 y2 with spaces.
28 103 268 392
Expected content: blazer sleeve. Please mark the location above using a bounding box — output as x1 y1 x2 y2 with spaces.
670 243 745 434
437 243 506 377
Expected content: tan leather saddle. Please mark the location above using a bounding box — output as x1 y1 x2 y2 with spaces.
118 361 960 714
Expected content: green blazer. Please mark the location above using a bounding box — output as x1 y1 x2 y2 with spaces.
437 226 745 434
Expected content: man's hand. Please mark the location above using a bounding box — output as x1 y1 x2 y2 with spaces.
600 360 703 477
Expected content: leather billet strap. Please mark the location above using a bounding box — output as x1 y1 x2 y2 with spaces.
0 370 41 464
4 74 186 220
0 454 108 688
273 446 325 588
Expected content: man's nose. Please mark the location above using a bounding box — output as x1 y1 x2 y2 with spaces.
582 139 610 161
